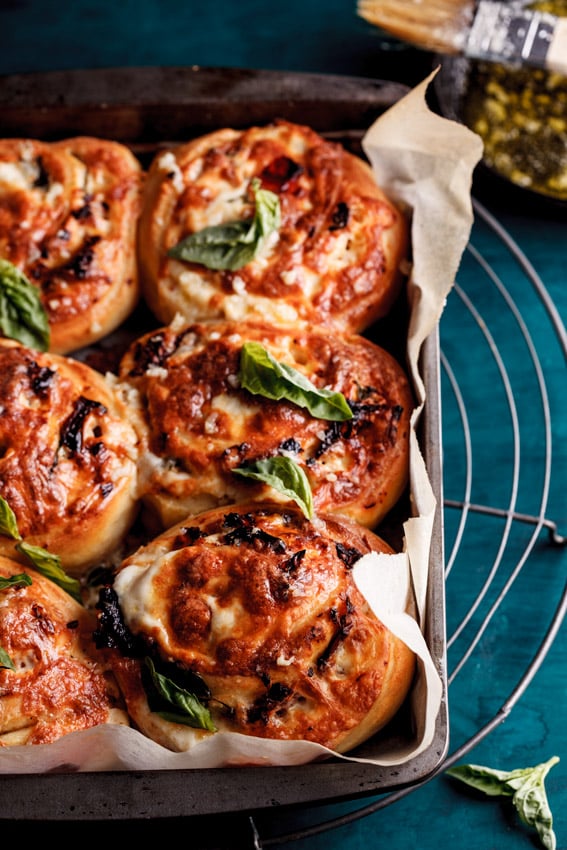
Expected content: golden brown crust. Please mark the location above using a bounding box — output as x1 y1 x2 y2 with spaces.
0 555 129 746
0 136 142 354
0 338 140 576
138 120 409 334
117 318 413 531
109 502 416 754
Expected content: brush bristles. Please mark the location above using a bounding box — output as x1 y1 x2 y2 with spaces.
357 0 475 54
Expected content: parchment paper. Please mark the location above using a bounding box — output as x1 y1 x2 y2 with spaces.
0 69 483 774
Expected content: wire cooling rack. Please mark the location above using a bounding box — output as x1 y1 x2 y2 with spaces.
247 198 567 847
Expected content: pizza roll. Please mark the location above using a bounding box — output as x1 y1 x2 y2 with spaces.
0 136 142 354
0 338 141 577
117 318 413 532
138 120 408 334
0 555 129 746
98 502 416 755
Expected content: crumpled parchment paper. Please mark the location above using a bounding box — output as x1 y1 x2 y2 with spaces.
0 69 483 774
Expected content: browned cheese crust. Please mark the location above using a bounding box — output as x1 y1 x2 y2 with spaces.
0 556 129 746
0 339 141 576
138 120 409 334
117 319 413 531
0 136 142 354
110 502 416 754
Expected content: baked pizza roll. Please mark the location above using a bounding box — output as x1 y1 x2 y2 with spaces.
0 136 142 354
117 318 413 532
0 555 129 746
97 502 416 754
138 120 408 334
0 338 141 577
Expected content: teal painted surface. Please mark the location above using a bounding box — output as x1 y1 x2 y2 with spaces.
1 2 565 847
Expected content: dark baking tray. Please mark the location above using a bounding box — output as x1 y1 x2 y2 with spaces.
0 66 448 822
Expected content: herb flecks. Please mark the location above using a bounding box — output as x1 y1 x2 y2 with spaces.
447 756 560 850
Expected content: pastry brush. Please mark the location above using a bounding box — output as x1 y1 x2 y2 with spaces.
357 0 567 73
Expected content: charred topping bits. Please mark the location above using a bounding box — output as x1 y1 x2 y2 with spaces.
59 396 107 455
172 525 205 550
94 585 141 656
328 201 349 231
316 596 355 671
222 511 287 552
247 681 293 724
259 156 303 193
63 234 101 280
32 156 50 189
27 361 55 397
129 331 175 375
335 542 363 569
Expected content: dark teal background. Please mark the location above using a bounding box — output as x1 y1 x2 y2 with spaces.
0 2 565 848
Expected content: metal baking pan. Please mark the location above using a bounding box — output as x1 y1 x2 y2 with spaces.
0 66 448 822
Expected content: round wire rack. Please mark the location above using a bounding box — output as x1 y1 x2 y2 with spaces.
249 198 567 847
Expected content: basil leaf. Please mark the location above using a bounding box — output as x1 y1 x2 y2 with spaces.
0 495 22 540
0 572 32 590
144 657 216 732
447 757 559 850
446 763 515 796
167 177 280 270
508 758 559 850
0 647 15 671
0 496 81 603
0 259 50 351
16 542 82 604
239 341 353 422
234 456 314 519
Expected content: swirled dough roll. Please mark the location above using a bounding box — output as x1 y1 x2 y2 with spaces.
0 338 141 577
0 555 129 746
0 136 142 354
138 120 408 334
99 502 416 755
117 318 413 531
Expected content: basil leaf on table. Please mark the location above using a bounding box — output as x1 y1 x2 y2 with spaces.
0 258 50 351
239 341 353 422
447 756 560 850
167 177 280 271
144 656 216 732
234 456 314 519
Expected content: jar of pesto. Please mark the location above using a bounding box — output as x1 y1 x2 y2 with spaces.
462 0 567 203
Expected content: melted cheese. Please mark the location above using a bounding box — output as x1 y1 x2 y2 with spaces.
114 559 170 643
0 161 32 190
